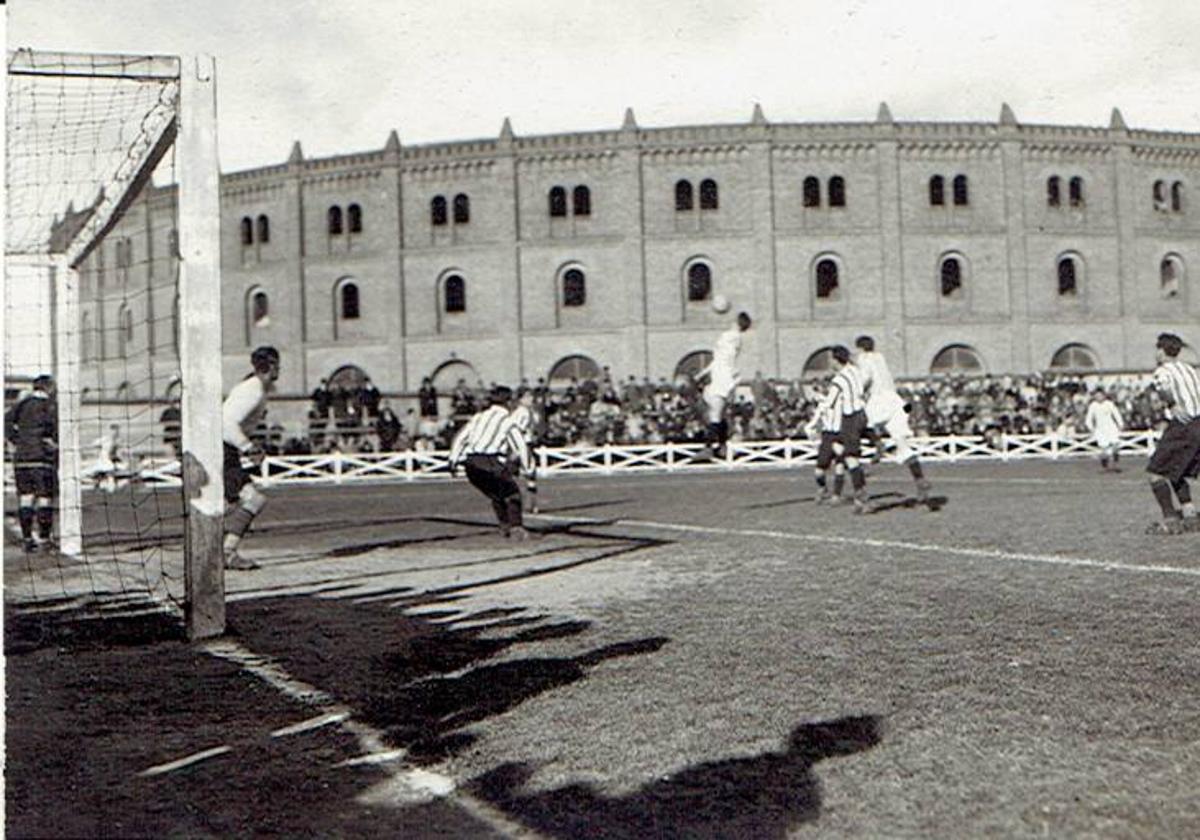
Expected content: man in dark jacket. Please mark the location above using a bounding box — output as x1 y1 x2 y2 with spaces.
5 375 59 552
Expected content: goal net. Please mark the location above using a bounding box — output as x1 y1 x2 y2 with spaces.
4 50 225 638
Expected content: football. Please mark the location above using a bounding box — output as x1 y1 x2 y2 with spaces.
711 293 731 314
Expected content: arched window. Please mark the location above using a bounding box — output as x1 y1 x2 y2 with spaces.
347 204 362 233
1047 176 1061 207
675 179 694 211
240 217 253 246
1049 343 1099 371
674 350 713 381
815 258 839 299
251 290 269 326
1153 180 1166 210
1057 255 1078 296
431 195 447 226
828 176 846 207
953 174 969 206
801 347 838 381
940 256 963 297
444 274 466 313
549 186 567 217
339 281 360 320
1161 253 1184 298
328 205 344 235
563 268 586 307
573 185 591 216
803 176 821 208
548 354 601 385
687 263 712 302
699 178 719 210
255 214 270 244
1068 177 1084 207
929 175 945 206
930 344 984 375
1172 181 1184 212
453 193 470 224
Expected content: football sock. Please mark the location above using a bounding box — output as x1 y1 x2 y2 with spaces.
1150 478 1179 518
850 466 866 492
833 470 846 496
814 470 827 489
36 507 53 540
907 458 924 480
18 507 34 540
1100 456 1109 469
226 506 255 538
1173 479 1191 505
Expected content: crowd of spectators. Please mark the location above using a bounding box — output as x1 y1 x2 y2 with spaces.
253 367 1175 457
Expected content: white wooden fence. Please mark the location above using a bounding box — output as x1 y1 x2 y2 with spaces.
60 429 1155 489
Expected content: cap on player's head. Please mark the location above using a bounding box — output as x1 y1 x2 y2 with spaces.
1156 332 1184 358
251 345 280 374
736 311 752 331
854 335 875 352
489 385 513 406
831 345 851 365
33 373 53 390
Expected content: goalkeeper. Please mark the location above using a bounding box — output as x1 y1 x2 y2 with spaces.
221 346 280 570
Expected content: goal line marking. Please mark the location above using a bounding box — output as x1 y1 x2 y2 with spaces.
536 515 1200 579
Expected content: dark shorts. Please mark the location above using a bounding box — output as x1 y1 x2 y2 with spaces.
15 464 57 497
838 410 868 459
815 432 842 470
224 444 251 504
1147 418 1200 483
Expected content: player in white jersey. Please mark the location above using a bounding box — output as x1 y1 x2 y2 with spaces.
1084 389 1124 472
509 387 541 513
1145 333 1200 534
221 346 280 569
854 336 933 503
697 311 752 457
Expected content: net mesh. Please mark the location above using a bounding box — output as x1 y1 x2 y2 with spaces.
5 50 188 614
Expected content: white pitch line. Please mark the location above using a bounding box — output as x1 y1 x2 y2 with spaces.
139 745 232 776
536 514 1200 579
271 711 351 738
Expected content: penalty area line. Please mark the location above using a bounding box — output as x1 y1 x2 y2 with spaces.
535 514 1200 579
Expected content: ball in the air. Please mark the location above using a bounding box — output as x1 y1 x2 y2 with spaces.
711 293 731 314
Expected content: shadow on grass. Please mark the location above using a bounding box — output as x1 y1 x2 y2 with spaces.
471 714 883 839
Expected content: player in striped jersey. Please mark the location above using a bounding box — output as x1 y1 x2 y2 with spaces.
827 345 873 514
1145 333 1200 534
509 387 541 514
449 386 537 539
855 336 933 503
805 380 849 505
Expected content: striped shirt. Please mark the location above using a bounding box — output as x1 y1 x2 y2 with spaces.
1153 359 1200 423
829 364 867 416
809 387 840 433
509 404 536 442
449 405 531 472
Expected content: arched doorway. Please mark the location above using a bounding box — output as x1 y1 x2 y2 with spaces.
930 344 985 375
548 354 600 386
328 364 369 392
431 359 478 391
801 347 838 381
1048 343 1099 371
674 350 712 381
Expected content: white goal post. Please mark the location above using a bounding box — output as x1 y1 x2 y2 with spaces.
4 50 225 639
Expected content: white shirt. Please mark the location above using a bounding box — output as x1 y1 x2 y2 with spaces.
222 375 268 451
1084 399 1123 438
856 350 897 400
700 325 743 397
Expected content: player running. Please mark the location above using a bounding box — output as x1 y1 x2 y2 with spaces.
221 346 280 570
5 374 58 553
828 346 872 514
854 336 933 503
697 311 752 458
1145 333 1200 534
449 386 537 539
1084 389 1124 472
509 387 541 513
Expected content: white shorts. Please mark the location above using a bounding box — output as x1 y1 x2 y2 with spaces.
866 392 905 427
1093 429 1120 449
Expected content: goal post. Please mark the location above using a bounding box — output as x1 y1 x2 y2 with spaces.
4 49 225 640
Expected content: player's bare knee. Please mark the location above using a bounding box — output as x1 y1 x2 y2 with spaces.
239 484 267 514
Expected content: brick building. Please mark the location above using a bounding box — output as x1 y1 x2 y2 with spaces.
76 103 1200 401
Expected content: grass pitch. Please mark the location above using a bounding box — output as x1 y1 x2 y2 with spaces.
7 457 1200 837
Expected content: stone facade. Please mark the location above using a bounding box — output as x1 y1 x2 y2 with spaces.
77 105 1200 398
